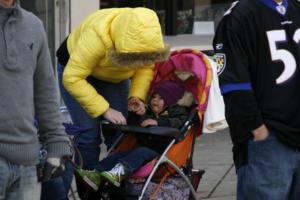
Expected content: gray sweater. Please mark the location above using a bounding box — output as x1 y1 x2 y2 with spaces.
0 2 71 165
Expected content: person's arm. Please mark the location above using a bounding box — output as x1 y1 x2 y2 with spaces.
129 67 154 102
213 15 265 142
34 21 71 159
63 27 107 118
127 67 154 116
223 91 266 140
138 109 157 127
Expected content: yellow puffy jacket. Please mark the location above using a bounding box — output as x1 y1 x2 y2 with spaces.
63 8 169 118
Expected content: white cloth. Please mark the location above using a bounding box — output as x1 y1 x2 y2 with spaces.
203 58 228 133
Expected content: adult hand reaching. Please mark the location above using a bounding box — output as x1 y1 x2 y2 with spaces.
128 97 145 115
103 107 127 125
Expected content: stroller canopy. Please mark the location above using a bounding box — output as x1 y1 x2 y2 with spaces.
151 49 213 131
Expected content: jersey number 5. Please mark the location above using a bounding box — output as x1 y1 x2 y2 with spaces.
267 29 300 84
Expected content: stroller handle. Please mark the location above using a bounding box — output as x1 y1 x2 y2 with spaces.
101 120 181 138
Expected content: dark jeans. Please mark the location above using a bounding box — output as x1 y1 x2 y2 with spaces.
237 131 300 200
56 63 129 198
95 147 158 175
41 178 66 200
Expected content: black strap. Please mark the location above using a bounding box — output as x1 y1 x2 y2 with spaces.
56 36 70 66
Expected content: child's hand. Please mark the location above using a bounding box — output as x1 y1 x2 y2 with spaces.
128 97 145 115
140 119 158 127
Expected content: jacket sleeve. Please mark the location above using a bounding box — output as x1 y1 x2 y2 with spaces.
34 22 71 158
213 15 263 142
157 106 189 129
129 66 154 102
63 27 108 118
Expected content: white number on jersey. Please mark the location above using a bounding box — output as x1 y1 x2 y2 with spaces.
267 28 300 84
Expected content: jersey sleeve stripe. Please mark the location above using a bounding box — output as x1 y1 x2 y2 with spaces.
220 83 252 94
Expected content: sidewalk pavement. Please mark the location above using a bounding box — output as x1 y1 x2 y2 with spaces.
195 129 236 200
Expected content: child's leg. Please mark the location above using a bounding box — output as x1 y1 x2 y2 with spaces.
118 147 158 174
74 151 131 191
99 147 158 187
98 150 132 171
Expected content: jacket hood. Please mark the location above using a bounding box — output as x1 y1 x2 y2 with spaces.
109 44 170 67
110 7 170 66
111 7 164 53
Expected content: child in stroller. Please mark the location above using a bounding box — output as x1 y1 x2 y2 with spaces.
76 80 189 191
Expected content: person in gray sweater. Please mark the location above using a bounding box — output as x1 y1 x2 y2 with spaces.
0 0 72 199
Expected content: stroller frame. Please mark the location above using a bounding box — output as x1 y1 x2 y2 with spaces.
100 108 201 200
139 139 198 200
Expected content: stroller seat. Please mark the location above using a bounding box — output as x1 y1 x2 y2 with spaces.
100 107 202 200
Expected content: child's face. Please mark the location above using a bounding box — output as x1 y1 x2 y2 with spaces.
150 93 165 114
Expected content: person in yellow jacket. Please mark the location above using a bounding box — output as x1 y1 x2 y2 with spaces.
56 7 169 197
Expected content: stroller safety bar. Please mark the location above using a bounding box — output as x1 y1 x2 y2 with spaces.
101 120 181 138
